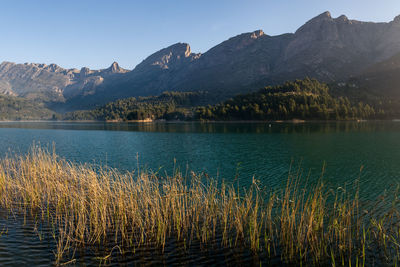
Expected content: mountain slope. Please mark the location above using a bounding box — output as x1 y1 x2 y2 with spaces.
350 52 400 98
68 12 400 109
0 61 128 105
0 94 54 120
175 12 400 91
3 11 400 111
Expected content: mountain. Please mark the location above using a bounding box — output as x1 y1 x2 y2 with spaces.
0 61 128 109
172 12 400 91
64 43 202 108
2 11 400 112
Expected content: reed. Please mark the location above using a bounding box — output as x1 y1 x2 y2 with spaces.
0 145 399 265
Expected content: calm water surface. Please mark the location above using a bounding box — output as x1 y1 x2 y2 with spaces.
0 121 398 195
0 121 399 265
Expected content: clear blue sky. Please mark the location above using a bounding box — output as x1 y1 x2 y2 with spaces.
1 0 399 70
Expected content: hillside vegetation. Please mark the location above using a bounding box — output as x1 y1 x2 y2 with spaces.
0 95 53 120
63 91 210 121
196 79 377 121
64 79 378 121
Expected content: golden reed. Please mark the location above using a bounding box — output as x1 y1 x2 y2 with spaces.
0 146 398 265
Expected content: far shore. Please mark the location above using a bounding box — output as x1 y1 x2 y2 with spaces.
1 118 400 124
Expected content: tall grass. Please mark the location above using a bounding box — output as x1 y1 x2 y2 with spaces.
0 146 399 265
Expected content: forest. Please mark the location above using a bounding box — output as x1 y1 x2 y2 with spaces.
63 91 209 121
195 79 379 121
63 79 384 121
0 95 53 120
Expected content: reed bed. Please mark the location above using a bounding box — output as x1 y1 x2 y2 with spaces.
0 146 399 265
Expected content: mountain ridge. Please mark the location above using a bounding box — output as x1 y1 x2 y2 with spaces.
2 11 400 111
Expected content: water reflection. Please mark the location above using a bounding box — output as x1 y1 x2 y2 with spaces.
0 120 398 134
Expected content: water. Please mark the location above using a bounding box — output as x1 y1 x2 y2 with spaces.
0 121 398 196
0 121 399 265
0 212 269 266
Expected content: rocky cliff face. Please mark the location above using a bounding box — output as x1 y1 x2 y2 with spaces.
174 11 400 93
171 30 293 94
111 11 400 100
0 61 127 102
134 43 200 72
0 62 72 101
125 43 201 95
2 11 400 110
278 12 389 80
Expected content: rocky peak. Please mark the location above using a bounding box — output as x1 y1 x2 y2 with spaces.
250 30 265 39
393 15 400 24
105 61 127 74
305 11 333 25
80 67 91 77
296 11 333 34
336 15 349 23
134 42 200 71
207 29 267 56
167 43 193 58
110 62 120 72
315 11 332 20
45 63 64 73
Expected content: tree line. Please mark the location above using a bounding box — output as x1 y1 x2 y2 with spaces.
195 79 377 121
63 79 381 121
63 91 209 121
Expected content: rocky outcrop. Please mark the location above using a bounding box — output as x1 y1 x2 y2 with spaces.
133 43 200 72
105 62 127 74
0 61 71 101
0 61 128 101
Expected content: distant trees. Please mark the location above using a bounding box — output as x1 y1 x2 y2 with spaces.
64 79 380 122
0 95 52 120
63 91 209 121
194 78 376 121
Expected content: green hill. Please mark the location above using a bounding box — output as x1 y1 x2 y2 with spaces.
195 79 376 121
0 95 54 120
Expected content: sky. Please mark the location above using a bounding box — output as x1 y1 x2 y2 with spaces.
1 0 400 70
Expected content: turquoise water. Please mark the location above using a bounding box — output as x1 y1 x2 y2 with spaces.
0 121 399 198
0 121 399 265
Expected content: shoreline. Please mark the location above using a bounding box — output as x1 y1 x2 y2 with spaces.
0 119 399 124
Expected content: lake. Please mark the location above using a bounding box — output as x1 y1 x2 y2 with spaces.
0 121 399 265
0 121 398 197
